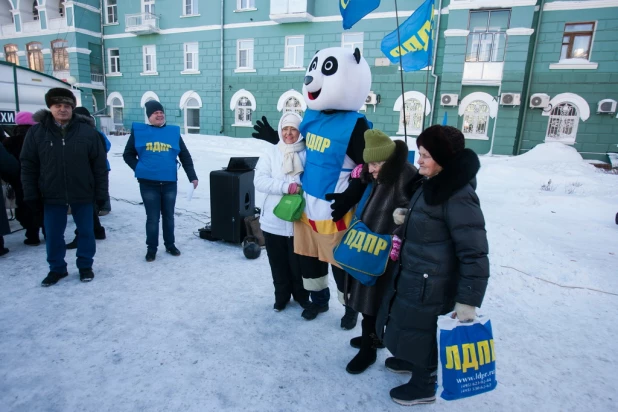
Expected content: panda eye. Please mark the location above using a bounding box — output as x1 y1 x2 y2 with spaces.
321 57 338 76
310 57 318 71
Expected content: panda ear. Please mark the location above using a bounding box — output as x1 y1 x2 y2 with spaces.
315 49 320 55
353 48 361 64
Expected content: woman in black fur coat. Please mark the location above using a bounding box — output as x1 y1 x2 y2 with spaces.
376 125 490 406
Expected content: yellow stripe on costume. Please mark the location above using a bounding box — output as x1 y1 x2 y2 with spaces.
300 210 355 235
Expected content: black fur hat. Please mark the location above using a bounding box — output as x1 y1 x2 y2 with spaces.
45 88 76 109
416 125 465 168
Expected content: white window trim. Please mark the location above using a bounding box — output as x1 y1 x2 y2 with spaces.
180 90 203 134
107 91 125 126
182 0 198 16
541 93 590 121
458 92 497 140
142 0 156 15
107 48 120 74
235 0 256 12
183 42 199 72
284 35 304 69
140 91 160 123
277 89 307 112
236 38 254 70
550 20 598 69
142 44 157 74
341 32 364 54
544 103 580 144
230 89 257 127
393 91 432 136
280 68 306 72
104 0 118 25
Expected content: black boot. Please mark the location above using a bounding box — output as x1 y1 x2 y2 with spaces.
350 335 385 349
340 305 358 330
346 315 378 374
390 367 437 406
94 227 106 240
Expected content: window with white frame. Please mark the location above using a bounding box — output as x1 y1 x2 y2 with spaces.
144 0 155 15
546 103 579 143
238 0 255 10
51 39 69 71
143 45 157 73
236 97 253 125
560 22 595 60
399 99 424 135
59 0 66 17
184 42 198 72
184 0 198 16
33 0 39 21
27 42 44 72
185 98 200 134
237 39 254 70
342 33 364 54
466 10 510 63
283 97 303 116
110 97 123 127
284 36 304 68
106 0 118 24
4 44 19 65
462 101 490 137
108 48 120 73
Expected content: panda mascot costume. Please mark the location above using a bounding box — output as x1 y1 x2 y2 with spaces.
253 47 372 326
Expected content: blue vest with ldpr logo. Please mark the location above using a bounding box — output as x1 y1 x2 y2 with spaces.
133 123 181 182
299 109 370 199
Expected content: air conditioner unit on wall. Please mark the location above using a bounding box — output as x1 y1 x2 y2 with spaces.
500 93 521 106
530 93 550 109
365 92 379 105
440 94 458 106
597 99 617 114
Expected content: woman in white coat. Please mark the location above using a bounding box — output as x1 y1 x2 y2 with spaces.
254 112 310 312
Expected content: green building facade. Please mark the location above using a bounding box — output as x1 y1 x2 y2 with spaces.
2 1 617 161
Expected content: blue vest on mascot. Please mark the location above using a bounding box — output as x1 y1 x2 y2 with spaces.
299 109 370 199
133 123 181 182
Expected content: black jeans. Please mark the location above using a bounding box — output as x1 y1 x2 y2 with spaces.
263 232 309 305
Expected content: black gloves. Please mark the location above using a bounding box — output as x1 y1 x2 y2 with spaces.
252 116 279 145
325 178 367 222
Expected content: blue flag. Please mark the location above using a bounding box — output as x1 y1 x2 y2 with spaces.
380 0 435 71
340 0 381 30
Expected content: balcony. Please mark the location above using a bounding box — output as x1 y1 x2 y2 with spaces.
48 17 68 31
269 0 314 23
22 20 41 33
0 23 16 36
91 73 104 85
462 62 504 85
125 13 160 35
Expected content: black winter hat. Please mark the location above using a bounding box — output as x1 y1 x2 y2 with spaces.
145 100 165 119
416 125 465 167
73 107 91 117
242 236 261 259
45 87 76 109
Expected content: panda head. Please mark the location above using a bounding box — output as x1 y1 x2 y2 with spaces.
302 47 372 112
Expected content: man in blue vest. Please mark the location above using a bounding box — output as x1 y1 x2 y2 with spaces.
123 100 198 262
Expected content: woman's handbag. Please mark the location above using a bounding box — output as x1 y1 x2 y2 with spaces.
333 183 392 286
272 188 305 222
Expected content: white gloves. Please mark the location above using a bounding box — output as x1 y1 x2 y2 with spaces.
454 302 476 322
393 208 408 225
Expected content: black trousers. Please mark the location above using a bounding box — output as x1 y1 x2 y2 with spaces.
263 232 309 305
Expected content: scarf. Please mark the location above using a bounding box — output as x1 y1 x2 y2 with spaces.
278 140 305 176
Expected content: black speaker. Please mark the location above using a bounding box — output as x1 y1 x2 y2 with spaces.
210 169 255 243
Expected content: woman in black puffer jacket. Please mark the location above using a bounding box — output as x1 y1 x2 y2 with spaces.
376 125 490 406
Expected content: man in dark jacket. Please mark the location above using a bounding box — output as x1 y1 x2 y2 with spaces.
21 88 109 286
0 143 19 256
123 100 198 262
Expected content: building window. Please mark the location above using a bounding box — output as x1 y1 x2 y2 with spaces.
27 42 44 72
399 99 424 135
238 0 255 10
466 10 510 62
283 97 303 116
59 1 66 17
284 36 304 68
462 101 490 137
342 33 364 54
106 0 118 24
143 45 157 73
546 103 579 143
110 97 124 127
33 0 39 21
51 39 69 71
108 48 120 73
237 39 254 70
560 22 595 60
184 98 200 134
236 97 253 125
184 42 198 71
4 44 19 65
144 0 155 15
184 0 197 15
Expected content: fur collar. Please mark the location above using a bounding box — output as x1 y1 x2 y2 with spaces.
361 140 410 186
422 148 480 206
33 109 95 128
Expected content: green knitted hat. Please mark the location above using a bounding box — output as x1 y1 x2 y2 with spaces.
363 129 396 163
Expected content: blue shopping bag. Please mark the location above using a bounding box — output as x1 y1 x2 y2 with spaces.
437 312 497 401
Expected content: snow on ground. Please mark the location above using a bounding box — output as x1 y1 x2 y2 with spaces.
1 136 617 412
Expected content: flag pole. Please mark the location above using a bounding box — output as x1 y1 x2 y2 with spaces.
393 0 408 145
421 2 434 132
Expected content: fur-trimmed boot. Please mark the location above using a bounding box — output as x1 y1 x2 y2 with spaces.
346 315 378 374
390 367 437 406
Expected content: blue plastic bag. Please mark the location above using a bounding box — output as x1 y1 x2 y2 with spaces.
437 312 497 401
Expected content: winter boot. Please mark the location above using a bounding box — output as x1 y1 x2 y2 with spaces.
94 227 106 240
385 357 414 374
0 247 9 256
340 306 359 330
346 332 379 374
24 238 41 246
301 303 329 320
66 236 78 250
41 271 68 287
79 268 94 283
273 300 289 312
145 250 157 262
350 336 385 349
390 367 437 406
165 245 181 256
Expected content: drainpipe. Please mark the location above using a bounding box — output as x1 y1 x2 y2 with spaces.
100 3 107 110
13 64 20 112
219 0 224 134
429 0 443 126
515 0 545 155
